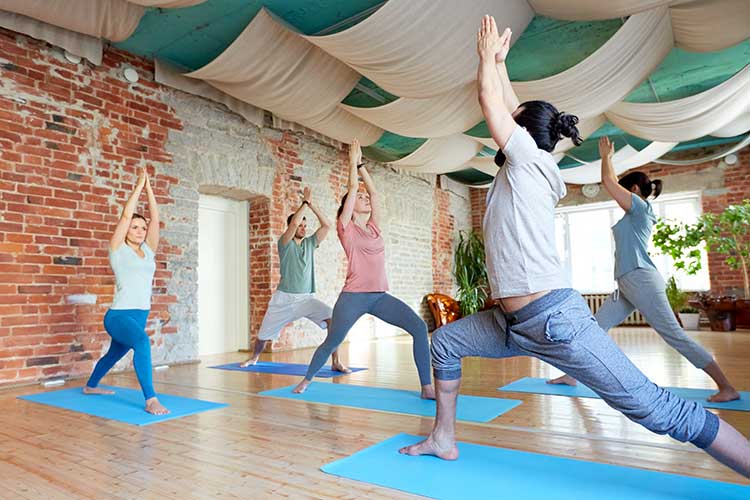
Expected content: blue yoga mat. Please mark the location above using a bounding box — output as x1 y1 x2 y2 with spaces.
498 377 750 411
322 433 749 500
209 361 366 378
18 386 228 426
259 383 520 423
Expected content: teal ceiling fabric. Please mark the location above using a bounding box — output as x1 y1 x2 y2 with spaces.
5 0 743 183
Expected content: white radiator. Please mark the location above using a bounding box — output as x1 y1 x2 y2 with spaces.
583 294 646 326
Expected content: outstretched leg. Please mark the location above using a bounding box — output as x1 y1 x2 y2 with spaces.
370 293 434 398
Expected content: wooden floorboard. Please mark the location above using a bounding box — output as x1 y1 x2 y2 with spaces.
2 327 749 498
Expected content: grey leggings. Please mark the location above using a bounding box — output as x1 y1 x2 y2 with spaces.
597 267 713 368
304 292 432 385
431 288 719 448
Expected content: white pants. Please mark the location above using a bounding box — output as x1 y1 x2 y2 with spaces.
258 290 332 341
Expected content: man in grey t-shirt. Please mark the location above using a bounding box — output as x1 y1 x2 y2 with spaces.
240 187 349 372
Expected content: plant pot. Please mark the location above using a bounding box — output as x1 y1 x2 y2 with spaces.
736 299 750 330
689 296 737 332
680 312 700 331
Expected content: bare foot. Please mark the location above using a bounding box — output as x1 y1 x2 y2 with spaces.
399 434 459 460
240 356 259 368
293 379 311 394
331 362 352 374
708 387 741 403
421 384 436 400
547 374 577 386
83 386 115 395
145 397 170 415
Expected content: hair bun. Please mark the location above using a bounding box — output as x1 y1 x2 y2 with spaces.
553 112 582 146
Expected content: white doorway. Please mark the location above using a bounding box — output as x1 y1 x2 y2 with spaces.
198 194 249 355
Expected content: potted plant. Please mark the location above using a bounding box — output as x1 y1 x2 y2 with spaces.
665 276 700 330
653 199 750 331
453 230 489 317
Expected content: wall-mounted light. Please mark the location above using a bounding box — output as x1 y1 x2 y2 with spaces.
724 153 738 165
122 67 139 83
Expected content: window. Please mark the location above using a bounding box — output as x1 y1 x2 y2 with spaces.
555 191 709 293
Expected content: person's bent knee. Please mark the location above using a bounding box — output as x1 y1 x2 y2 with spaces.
691 410 720 449
430 325 461 380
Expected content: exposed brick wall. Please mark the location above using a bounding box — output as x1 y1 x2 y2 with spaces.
472 148 750 296
0 29 182 384
0 29 470 385
470 186 486 233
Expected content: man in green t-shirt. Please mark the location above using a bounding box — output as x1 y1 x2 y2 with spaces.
240 187 350 372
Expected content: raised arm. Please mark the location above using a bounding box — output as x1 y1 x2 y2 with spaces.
477 16 517 150
110 168 146 251
338 138 361 228
495 36 520 113
599 137 633 211
307 190 332 244
280 187 309 246
144 170 160 251
358 165 380 227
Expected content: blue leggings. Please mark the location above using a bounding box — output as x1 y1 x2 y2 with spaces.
304 292 432 385
86 309 156 400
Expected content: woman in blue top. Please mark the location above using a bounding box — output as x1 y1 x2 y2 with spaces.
549 137 739 403
84 168 169 415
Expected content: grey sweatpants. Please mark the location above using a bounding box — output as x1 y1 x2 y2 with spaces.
431 288 719 448
304 292 431 385
597 267 713 369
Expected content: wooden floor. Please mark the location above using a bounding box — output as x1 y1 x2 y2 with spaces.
2 326 749 499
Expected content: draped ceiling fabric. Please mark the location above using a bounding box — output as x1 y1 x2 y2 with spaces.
305 0 535 98
560 141 678 184
670 0 750 52
654 133 750 165
2 0 748 179
186 8 381 145
513 9 674 120
528 0 675 20
155 60 264 127
0 11 103 64
128 0 205 6
340 82 482 138
606 66 750 142
391 135 483 173
0 0 143 41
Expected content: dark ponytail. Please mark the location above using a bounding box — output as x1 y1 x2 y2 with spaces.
337 193 348 219
619 171 662 199
494 100 582 166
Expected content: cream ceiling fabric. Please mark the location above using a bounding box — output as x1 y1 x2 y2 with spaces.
670 0 750 52
606 66 750 141
305 0 534 98
560 141 678 184
527 0 675 20
711 107 750 137
341 82 482 138
654 134 750 165
391 135 484 173
513 9 674 120
0 10 103 64
188 9 359 122
128 0 205 6
186 9 381 145
155 59 264 127
0 0 143 41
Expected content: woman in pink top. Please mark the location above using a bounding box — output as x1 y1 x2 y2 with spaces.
294 139 434 398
